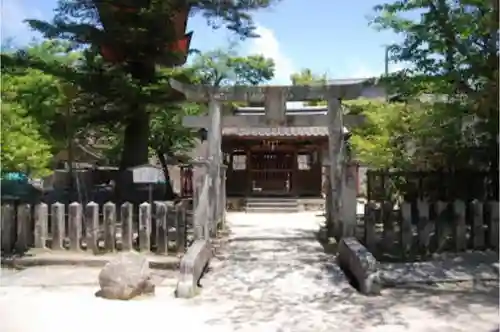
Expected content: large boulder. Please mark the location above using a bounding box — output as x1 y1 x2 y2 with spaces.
97 252 155 300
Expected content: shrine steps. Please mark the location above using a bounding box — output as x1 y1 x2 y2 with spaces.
244 197 299 213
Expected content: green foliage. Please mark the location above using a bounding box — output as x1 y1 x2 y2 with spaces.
1 40 82 153
191 48 275 86
290 69 327 106
366 0 498 171
347 100 410 169
5 0 282 169
1 103 53 177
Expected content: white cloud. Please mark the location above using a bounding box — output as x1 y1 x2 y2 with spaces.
246 25 295 85
1 0 43 45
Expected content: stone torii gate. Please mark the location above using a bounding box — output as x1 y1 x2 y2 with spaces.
170 78 383 239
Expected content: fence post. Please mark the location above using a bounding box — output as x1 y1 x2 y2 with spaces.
435 201 449 251
381 201 394 251
400 202 413 258
176 201 187 252
34 203 48 250
68 202 82 252
193 173 200 212
15 204 31 253
471 200 485 249
155 201 168 254
51 202 65 250
85 202 99 254
340 164 357 237
210 177 218 238
221 165 227 227
453 200 466 252
1 204 15 252
121 202 133 251
103 202 116 252
139 202 151 252
417 200 431 253
488 201 499 251
364 202 376 252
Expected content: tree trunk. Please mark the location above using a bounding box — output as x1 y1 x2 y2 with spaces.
156 149 175 200
119 106 150 170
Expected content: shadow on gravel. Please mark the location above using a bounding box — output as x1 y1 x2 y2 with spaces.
309 225 499 330
204 220 499 331
318 281 499 330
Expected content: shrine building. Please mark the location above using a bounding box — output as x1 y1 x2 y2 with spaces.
221 104 353 199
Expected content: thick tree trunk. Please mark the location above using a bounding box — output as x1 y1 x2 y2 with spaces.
156 149 175 200
119 107 150 170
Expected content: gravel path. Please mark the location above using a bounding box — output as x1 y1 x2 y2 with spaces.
0 211 498 332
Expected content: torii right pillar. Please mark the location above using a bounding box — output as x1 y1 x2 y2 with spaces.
325 79 382 240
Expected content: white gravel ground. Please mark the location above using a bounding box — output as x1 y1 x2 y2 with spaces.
0 211 498 332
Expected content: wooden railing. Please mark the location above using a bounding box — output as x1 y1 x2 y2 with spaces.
360 200 499 260
1 200 190 255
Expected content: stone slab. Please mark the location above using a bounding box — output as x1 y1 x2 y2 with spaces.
379 251 499 286
1 251 180 270
176 239 213 298
337 237 381 295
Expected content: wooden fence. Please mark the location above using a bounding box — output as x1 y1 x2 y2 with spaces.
367 169 498 202
1 200 191 255
361 200 499 261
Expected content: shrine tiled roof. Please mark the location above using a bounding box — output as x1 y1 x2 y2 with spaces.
222 126 329 137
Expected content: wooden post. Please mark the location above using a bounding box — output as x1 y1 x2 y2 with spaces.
364 202 376 252
139 202 151 252
155 201 168 254
15 204 31 253
34 203 48 250
453 200 466 252
51 202 65 250
400 202 412 257
471 200 484 249
220 165 227 228
488 201 499 251
1 204 16 253
85 202 99 254
121 202 134 251
68 202 82 252
176 201 187 252
341 166 357 237
381 201 395 251
103 202 116 252
417 200 431 253
435 201 449 251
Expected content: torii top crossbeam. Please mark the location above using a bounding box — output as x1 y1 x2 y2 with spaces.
169 78 385 102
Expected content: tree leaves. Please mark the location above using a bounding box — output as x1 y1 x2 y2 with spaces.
1 102 53 177
368 0 498 171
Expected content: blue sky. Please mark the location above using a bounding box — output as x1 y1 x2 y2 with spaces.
2 0 403 84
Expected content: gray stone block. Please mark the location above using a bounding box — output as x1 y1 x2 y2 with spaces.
176 239 213 298
97 252 155 300
337 237 381 295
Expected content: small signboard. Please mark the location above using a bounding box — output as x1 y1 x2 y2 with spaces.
128 164 165 184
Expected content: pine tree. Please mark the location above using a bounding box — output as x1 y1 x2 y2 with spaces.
11 0 279 169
